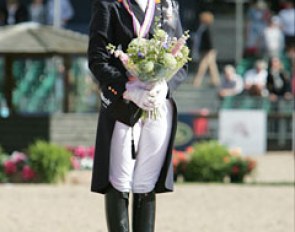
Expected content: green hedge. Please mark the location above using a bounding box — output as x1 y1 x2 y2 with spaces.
0 146 7 182
182 141 256 183
184 141 230 182
27 141 72 183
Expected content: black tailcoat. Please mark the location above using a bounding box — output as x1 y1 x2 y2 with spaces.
88 0 188 194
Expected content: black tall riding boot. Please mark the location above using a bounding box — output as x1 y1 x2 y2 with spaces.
132 191 156 232
105 186 130 232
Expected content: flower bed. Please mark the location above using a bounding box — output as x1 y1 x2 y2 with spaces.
0 149 35 183
1 141 256 184
0 141 72 184
226 148 257 183
66 145 95 170
0 143 94 184
173 141 256 183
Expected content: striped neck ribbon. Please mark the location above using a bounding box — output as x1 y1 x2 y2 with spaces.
122 0 156 38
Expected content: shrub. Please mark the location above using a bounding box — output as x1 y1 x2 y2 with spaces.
226 156 256 183
0 146 8 183
27 141 72 183
173 146 194 181
173 150 187 181
183 141 230 182
0 165 6 182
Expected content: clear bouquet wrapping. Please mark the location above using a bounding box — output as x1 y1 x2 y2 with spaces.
107 24 190 118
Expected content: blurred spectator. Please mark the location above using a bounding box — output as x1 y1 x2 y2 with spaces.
292 73 295 96
29 0 46 24
244 60 268 96
266 57 292 101
192 11 220 88
292 48 295 96
262 16 285 58
245 0 271 57
0 0 28 25
218 65 244 98
46 0 74 27
278 0 295 52
0 9 5 25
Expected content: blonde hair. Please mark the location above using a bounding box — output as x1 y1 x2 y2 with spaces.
255 60 267 70
224 65 236 74
200 12 214 25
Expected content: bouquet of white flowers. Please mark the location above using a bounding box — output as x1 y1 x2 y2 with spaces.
107 24 190 83
107 24 190 118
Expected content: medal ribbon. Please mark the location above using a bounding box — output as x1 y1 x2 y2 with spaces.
122 0 156 38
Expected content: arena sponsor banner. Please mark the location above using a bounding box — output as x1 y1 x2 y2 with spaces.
175 113 212 150
174 114 195 150
219 110 267 156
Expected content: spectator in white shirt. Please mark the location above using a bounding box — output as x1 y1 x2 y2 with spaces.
244 60 268 96
29 0 46 24
218 65 244 98
262 16 285 58
279 0 295 51
46 0 74 27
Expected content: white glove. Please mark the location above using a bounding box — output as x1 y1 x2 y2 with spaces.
148 80 168 108
123 81 156 111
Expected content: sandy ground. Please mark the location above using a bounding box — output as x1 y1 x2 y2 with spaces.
250 152 294 183
0 152 294 232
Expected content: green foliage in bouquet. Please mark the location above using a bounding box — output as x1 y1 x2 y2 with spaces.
27 141 72 183
184 141 230 182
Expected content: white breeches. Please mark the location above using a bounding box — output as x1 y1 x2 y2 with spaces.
109 100 173 193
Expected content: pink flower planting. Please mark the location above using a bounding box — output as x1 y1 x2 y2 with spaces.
71 157 81 170
87 146 95 159
22 165 35 181
74 146 88 158
11 151 27 164
72 146 95 159
65 145 96 170
3 160 17 175
1 151 36 182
